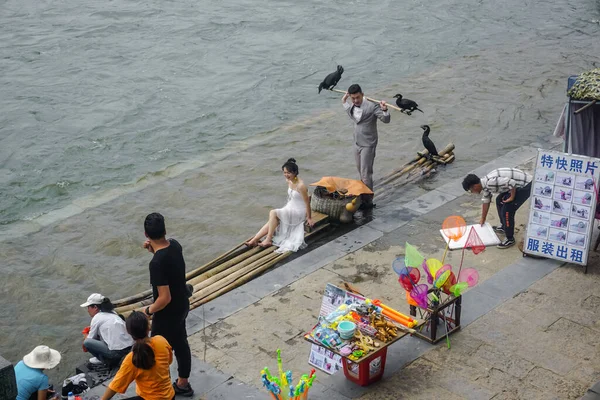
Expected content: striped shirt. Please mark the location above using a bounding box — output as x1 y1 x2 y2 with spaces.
480 168 532 204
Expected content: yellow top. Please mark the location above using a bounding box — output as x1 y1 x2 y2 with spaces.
109 335 175 400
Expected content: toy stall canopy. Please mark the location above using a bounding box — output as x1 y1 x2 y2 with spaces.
555 75 600 157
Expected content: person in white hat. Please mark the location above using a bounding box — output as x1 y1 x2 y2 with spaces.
81 293 133 368
14 345 61 400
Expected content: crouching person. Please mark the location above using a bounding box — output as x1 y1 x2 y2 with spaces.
81 293 133 368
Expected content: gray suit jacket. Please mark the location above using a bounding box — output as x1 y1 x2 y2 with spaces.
345 100 391 147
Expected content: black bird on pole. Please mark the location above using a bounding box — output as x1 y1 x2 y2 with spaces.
318 65 344 93
393 94 424 115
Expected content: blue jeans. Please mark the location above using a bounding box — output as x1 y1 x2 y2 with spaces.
83 338 130 366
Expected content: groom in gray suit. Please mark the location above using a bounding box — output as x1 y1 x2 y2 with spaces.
342 84 390 206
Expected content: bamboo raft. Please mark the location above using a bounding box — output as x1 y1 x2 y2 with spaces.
113 144 455 315
375 143 455 201
113 212 330 316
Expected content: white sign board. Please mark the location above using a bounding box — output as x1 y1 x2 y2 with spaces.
307 283 365 375
524 149 600 265
440 223 500 249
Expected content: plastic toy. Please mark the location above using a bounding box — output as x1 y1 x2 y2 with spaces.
410 284 429 308
372 300 416 328
337 321 357 339
262 352 315 399
442 215 467 241
397 266 420 291
434 270 451 289
458 268 479 287
404 242 425 268
441 215 467 261
441 271 457 295
391 257 406 275
277 349 288 394
425 258 443 283
449 282 468 296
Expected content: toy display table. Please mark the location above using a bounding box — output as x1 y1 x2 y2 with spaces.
304 319 423 386
304 332 400 386
305 283 425 386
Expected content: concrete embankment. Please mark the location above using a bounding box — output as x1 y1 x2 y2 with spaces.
61 140 600 399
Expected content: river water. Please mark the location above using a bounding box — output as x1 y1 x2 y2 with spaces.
1 0 599 381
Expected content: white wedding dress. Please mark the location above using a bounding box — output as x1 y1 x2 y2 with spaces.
272 188 307 253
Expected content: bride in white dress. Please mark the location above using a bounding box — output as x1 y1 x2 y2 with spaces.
245 158 315 253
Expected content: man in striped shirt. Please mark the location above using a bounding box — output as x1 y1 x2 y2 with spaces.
462 168 533 249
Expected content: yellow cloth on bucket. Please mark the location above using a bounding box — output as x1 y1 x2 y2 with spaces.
309 177 374 196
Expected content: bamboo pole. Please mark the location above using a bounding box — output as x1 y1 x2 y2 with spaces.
405 152 452 181
113 237 254 307
190 252 291 309
329 88 405 113
189 247 276 294
401 143 454 175
442 154 455 165
113 290 153 308
407 154 454 183
376 149 429 185
376 152 454 200
187 246 262 286
114 247 271 314
419 154 454 176
116 297 154 314
378 143 454 187
115 296 151 314
121 252 287 318
190 253 280 304
188 224 329 308
396 144 453 178
185 237 253 280
115 221 331 314
304 221 330 240
189 251 281 305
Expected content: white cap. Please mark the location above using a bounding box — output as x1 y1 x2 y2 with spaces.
23 345 61 370
80 293 105 307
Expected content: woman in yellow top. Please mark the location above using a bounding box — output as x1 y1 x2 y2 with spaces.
101 311 175 400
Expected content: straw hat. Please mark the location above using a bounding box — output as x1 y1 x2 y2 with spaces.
23 346 61 369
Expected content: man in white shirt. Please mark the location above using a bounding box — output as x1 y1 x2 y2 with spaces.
462 168 533 249
81 293 133 368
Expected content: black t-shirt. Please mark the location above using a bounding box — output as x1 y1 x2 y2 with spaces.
149 239 189 318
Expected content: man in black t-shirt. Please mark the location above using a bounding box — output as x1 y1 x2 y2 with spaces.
143 212 194 397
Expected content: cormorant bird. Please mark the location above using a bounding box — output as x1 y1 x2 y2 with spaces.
420 125 438 157
393 94 424 115
318 65 344 93
417 125 445 164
